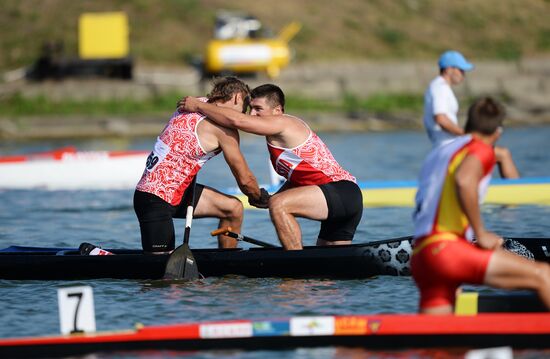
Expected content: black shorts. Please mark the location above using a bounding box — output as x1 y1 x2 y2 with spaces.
318 180 363 241
133 185 204 253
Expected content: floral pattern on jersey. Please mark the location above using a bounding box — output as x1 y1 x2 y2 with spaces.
269 131 355 185
136 109 220 205
298 132 355 180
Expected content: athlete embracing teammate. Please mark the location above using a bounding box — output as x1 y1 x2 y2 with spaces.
179 84 363 250
134 77 268 253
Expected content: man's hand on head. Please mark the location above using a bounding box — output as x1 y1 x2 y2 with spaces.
177 96 200 113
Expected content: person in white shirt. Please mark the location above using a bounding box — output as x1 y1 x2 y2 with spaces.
423 50 519 178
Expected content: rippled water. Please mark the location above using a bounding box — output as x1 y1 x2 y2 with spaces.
1 126 549 358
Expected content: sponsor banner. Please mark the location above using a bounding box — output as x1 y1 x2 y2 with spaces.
252 320 290 336
199 322 253 339
290 316 335 336
334 316 369 335
367 319 382 334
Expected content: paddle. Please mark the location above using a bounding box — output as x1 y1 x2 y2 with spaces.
211 227 279 248
163 178 200 280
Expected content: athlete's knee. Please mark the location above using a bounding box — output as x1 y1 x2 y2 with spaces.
268 194 287 215
231 199 244 218
221 197 244 220
230 198 244 219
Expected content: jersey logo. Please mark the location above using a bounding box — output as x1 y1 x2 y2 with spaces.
275 151 303 179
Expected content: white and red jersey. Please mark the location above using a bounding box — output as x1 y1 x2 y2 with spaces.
136 100 220 206
413 135 496 241
267 118 355 186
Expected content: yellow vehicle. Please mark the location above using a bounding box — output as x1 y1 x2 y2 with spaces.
203 12 300 79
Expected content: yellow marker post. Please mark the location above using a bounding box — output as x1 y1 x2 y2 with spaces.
454 292 479 315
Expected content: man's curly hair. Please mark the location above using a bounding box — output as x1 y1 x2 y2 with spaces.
207 76 250 109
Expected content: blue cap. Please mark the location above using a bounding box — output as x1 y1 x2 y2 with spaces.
438 50 474 71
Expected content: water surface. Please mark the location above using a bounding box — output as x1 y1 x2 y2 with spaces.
1 126 549 357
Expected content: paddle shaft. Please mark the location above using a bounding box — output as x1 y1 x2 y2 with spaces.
162 177 199 280
211 228 413 249
183 177 197 245
211 227 278 248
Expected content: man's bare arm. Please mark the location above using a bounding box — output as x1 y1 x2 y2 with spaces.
435 114 465 136
494 146 520 179
455 154 502 250
179 96 286 136
215 125 264 203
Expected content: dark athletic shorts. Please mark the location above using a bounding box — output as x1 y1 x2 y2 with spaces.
317 180 363 241
133 185 204 253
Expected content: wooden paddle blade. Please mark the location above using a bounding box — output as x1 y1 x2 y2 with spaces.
163 244 200 280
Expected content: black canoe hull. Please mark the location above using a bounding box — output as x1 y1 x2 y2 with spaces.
0 237 548 280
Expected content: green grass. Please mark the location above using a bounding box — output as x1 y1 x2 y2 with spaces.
0 91 424 117
375 26 407 47
2 1 550 72
0 92 180 117
537 29 550 51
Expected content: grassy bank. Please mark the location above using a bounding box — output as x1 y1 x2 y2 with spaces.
2 0 550 72
0 91 425 117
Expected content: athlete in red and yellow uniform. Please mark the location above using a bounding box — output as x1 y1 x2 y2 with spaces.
178 84 363 250
412 135 495 310
412 97 550 314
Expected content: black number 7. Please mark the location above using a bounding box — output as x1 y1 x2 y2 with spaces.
68 292 84 334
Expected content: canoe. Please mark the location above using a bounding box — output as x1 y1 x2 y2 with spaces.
455 291 547 314
1 311 549 357
2 148 550 207
0 147 148 190
238 177 550 208
1 236 548 280
355 177 550 207
243 177 550 208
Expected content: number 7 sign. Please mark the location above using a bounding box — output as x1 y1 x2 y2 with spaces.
58 286 96 335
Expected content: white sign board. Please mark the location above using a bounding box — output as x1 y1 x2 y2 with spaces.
290 316 335 336
58 286 96 334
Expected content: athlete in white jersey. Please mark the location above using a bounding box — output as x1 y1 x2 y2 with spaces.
178 84 363 250
423 50 519 178
134 77 268 253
